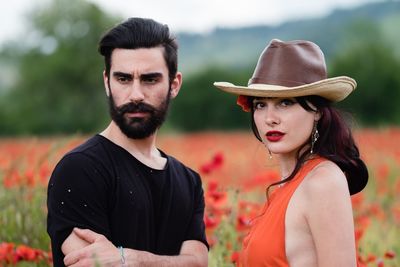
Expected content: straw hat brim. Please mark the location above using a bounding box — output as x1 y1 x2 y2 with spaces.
214 76 356 102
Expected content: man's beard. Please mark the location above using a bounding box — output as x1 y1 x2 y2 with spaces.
108 90 171 139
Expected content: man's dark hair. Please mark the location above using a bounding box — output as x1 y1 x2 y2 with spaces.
98 17 178 82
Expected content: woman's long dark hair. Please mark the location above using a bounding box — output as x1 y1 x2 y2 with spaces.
249 95 368 197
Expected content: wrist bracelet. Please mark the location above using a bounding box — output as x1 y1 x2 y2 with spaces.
118 246 126 266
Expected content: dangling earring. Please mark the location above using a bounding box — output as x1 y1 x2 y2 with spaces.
268 149 272 159
263 141 273 159
310 121 319 154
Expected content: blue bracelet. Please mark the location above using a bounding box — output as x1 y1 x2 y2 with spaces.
118 246 126 265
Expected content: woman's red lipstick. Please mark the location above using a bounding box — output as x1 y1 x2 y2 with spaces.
266 131 284 142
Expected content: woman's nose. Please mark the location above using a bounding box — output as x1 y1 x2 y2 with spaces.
265 107 280 126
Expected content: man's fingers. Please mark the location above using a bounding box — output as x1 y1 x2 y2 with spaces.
63 249 83 266
73 228 102 243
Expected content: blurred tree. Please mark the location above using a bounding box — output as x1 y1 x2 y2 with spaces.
169 67 253 131
1 1 398 135
329 20 400 126
0 0 119 135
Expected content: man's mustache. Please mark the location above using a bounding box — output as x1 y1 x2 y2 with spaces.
116 102 156 115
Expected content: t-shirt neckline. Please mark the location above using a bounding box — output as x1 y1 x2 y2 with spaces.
94 134 169 172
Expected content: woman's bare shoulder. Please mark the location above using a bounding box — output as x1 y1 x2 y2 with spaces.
301 160 350 200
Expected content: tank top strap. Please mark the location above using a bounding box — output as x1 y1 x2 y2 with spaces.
296 157 326 181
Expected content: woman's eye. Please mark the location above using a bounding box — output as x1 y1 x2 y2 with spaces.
253 102 265 109
280 99 295 107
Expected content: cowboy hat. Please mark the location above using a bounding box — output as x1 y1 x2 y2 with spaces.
214 39 356 111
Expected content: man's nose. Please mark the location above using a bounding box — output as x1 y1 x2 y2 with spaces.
128 80 145 102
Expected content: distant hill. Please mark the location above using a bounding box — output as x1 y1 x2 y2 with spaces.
177 1 400 75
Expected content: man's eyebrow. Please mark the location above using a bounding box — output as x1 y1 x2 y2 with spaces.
112 72 132 79
140 72 163 80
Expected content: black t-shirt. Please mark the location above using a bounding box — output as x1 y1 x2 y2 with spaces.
47 135 208 266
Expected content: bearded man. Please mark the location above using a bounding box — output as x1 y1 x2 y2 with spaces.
47 17 208 267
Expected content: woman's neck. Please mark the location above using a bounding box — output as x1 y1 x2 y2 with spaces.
278 155 297 180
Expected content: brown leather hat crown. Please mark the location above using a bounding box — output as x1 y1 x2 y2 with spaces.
214 39 356 107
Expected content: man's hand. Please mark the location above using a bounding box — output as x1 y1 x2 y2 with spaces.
63 228 121 267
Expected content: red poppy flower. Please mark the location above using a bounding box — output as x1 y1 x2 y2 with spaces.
384 250 396 259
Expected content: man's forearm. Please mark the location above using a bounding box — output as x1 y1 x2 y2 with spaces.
124 247 208 267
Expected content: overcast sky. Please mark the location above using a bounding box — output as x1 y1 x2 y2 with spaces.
1 0 380 44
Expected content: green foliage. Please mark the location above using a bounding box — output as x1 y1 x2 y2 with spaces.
178 1 400 73
169 67 252 131
0 0 119 135
208 218 238 267
0 186 49 250
0 0 399 135
329 20 400 125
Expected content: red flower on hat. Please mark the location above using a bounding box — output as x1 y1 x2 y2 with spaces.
236 95 251 112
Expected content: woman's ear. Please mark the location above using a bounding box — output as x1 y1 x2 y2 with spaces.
315 109 322 121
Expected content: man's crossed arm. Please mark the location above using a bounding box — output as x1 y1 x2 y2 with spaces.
62 228 208 267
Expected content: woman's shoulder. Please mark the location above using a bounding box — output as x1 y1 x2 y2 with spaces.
301 159 350 199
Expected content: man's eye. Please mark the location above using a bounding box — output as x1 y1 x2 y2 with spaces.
144 77 158 84
117 77 131 83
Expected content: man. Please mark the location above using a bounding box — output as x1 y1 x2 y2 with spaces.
47 17 208 267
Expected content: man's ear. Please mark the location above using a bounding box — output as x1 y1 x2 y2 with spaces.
103 70 110 97
169 72 182 99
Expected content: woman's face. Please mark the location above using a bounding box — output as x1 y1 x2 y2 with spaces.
253 97 319 158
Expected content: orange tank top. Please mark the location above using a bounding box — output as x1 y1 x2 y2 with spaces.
240 157 325 267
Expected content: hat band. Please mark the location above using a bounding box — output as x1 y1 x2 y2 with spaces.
249 77 308 87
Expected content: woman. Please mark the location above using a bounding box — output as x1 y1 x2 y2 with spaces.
214 39 368 267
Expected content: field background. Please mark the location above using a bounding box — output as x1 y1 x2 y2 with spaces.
1 0 400 266
0 128 399 266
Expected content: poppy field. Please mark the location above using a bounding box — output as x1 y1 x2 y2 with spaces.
0 128 399 266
